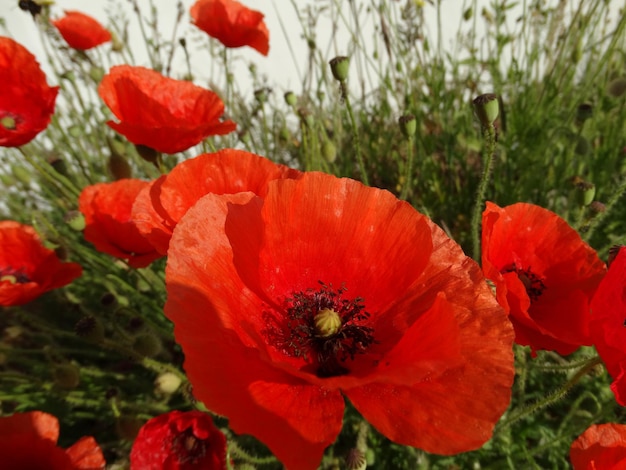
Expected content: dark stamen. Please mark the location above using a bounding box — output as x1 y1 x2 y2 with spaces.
501 263 546 301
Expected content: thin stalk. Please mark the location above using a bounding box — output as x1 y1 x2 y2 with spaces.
471 123 497 261
400 136 414 200
342 83 369 185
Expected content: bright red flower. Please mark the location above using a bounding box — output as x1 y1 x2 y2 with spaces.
570 423 626 469
130 410 228 469
132 149 301 254
0 221 82 306
98 65 236 154
79 179 161 268
481 202 606 355
0 411 105 469
0 37 58 147
190 0 270 56
52 11 111 51
590 246 626 405
165 172 515 470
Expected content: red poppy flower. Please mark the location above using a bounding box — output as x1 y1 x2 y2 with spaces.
481 202 606 355
79 179 161 268
98 65 236 154
52 11 112 51
132 149 301 254
0 221 82 306
0 37 58 147
590 246 626 405
0 411 105 469
130 410 227 469
165 172 515 469
190 0 270 56
570 423 626 469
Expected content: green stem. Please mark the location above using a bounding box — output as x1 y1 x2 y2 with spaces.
471 124 497 261
494 356 602 433
400 136 414 200
342 83 369 186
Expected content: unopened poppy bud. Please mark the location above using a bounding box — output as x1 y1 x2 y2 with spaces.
254 87 270 104
133 333 162 357
398 114 417 138
117 416 144 441
154 372 182 395
589 201 606 213
12 165 31 185
575 180 595 206
608 78 626 97
54 245 68 261
108 153 132 180
463 6 473 20
473 93 499 127
75 315 105 342
574 136 590 156
53 363 80 390
345 449 367 470
314 308 342 337
134 144 159 164
48 157 68 176
110 31 124 52
329 56 350 82
89 66 104 83
576 103 593 123
64 210 86 231
284 91 297 107
322 140 337 163
100 292 118 309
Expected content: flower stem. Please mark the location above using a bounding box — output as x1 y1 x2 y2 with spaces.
342 84 369 186
471 123 497 261
494 355 602 433
400 136 414 200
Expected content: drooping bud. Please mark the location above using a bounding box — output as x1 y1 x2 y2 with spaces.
134 144 159 165
574 179 595 206
75 315 105 343
608 78 626 97
329 56 350 82
53 363 81 390
64 210 86 231
321 140 337 163
472 93 499 127
108 152 132 180
576 103 593 124
133 333 162 357
284 91 297 107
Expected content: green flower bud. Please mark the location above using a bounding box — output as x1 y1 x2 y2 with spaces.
284 91 297 107
108 153 132 180
574 179 596 206
608 78 626 97
65 210 86 231
134 144 159 164
154 372 182 395
576 103 593 123
53 363 80 390
75 315 105 343
133 333 162 357
329 56 350 82
398 114 417 138
473 93 499 127
321 140 337 163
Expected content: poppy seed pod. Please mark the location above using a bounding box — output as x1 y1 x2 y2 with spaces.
473 93 499 127
399 114 417 138
329 56 350 82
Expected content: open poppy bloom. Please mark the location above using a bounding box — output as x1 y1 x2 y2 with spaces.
79 179 161 268
0 221 82 306
0 37 58 147
130 410 228 469
590 246 626 405
165 172 515 469
190 0 270 56
52 11 111 51
570 423 626 469
0 411 105 469
132 149 301 254
98 65 236 154
481 202 606 355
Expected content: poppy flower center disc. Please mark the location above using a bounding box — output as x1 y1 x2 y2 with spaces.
262 282 376 378
0 267 30 284
501 263 546 301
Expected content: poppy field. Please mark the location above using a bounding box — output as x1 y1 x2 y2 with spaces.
0 0 625 468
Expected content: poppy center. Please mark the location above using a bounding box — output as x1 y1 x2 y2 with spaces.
0 267 30 284
501 263 546 301
172 427 208 465
0 115 17 130
263 282 375 378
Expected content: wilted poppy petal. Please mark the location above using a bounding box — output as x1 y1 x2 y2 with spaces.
52 11 111 50
190 0 270 55
98 65 236 154
0 37 58 147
